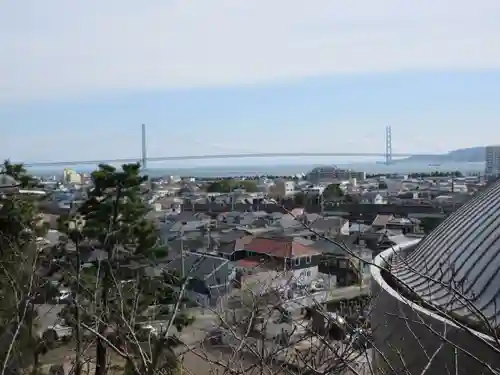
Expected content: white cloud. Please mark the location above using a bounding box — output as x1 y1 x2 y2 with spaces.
1 0 500 103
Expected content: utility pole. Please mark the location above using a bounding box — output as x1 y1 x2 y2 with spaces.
358 248 363 292
320 192 324 216
180 227 185 279
231 185 235 212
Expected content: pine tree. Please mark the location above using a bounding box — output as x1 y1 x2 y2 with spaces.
1 159 37 189
0 162 51 374
58 163 192 375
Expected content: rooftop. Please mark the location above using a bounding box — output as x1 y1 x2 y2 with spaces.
244 237 319 258
390 178 500 331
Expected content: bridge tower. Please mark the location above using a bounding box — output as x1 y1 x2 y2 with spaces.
385 125 392 165
141 123 147 170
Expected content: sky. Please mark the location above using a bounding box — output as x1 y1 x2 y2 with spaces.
2 0 500 167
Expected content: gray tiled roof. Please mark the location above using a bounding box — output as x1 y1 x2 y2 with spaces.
165 253 232 288
391 179 500 328
309 216 346 232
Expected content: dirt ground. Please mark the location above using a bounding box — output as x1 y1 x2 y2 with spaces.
39 343 126 375
39 344 228 375
180 350 280 375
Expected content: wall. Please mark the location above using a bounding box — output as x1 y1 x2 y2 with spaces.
184 289 210 308
182 202 452 216
240 266 318 294
340 221 350 235
370 249 500 375
291 265 318 285
240 270 288 294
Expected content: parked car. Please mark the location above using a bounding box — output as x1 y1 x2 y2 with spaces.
40 324 73 347
134 323 162 341
310 280 324 292
54 289 72 304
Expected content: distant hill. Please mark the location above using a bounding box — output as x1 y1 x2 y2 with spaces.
397 147 485 163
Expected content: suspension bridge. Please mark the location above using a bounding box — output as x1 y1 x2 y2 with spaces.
23 125 406 167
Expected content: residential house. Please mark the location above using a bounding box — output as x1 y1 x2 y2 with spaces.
271 179 296 198
371 214 420 234
357 227 420 254
160 212 212 241
234 237 321 292
349 223 371 234
163 253 236 307
165 235 206 259
379 230 423 251
212 230 255 261
279 216 349 241
386 216 421 234
178 183 201 195
300 184 325 196
371 214 394 230
359 192 387 204
108 252 234 308
217 211 268 227
308 216 350 237
396 191 419 200
312 237 373 287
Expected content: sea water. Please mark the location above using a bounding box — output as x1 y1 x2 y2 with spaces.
29 161 485 178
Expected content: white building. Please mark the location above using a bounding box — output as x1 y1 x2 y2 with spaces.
485 145 500 179
271 179 296 197
62 168 82 184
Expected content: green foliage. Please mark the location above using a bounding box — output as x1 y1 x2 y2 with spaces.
323 183 344 199
1 159 37 189
0 166 50 373
0 161 193 374
409 170 463 178
56 163 192 374
366 170 464 179
420 217 444 234
293 192 306 206
206 179 258 193
239 180 259 192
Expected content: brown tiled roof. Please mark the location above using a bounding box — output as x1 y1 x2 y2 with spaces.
245 237 318 258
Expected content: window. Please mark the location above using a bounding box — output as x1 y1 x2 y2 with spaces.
306 256 312 264
306 270 311 277
295 257 300 266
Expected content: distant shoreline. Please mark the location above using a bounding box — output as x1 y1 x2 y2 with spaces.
28 161 485 178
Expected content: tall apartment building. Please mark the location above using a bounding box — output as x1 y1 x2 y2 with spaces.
485 145 500 180
62 168 82 184
306 166 366 184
